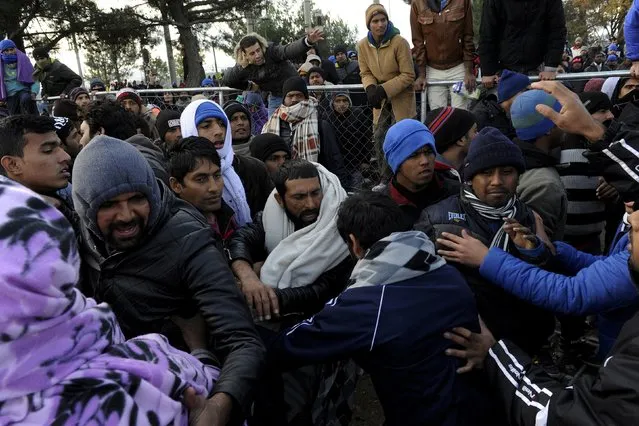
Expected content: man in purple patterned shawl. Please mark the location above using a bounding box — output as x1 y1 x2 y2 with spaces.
0 39 39 115
0 176 221 425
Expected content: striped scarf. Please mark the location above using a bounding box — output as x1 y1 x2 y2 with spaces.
461 187 518 250
262 98 321 162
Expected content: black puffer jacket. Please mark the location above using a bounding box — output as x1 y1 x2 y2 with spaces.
479 0 567 76
233 154 274 217
80 184 265 415
223 38 309 97
415 193 555 355
33 59 82 97
471 95 516 140
226 212 354 318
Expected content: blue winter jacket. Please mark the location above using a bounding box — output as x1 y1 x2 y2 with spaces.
479 224 638 357
268 263 497 426
625 0 639 61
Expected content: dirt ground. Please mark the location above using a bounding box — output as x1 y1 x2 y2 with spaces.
351 374 384 426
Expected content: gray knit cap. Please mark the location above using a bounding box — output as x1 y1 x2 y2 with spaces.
71 135 161 240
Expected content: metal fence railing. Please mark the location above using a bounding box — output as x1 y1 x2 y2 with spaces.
40 70 632 189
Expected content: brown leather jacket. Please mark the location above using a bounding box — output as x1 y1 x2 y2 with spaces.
410 0 475 75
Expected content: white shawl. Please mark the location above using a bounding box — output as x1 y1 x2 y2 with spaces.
260 163 349 289
180 99 252 225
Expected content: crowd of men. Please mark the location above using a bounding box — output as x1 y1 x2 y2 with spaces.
4 0 639 425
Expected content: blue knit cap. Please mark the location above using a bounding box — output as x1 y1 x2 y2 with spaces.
0 39 16 52
510 90 562 142
463 127 525 180
71 136 162 241
383 119 437 174
195 101 227 127
201 77 214 87
497 70 530 103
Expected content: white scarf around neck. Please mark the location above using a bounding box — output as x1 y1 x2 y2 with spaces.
260 163 348 289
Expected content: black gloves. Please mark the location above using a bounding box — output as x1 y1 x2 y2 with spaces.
365 84 388 109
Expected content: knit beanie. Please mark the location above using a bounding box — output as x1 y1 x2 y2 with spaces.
584 78 605 93
571 56 584 66
250 133 291 162
116 87 142 107
425 107 477 153
201 77 214 87
332 92 352 109
607 54 619 63
223 101 252 131
463 127 525 180
334 45 348 55
0 39 16 52
282 76 309 99
308 66 326 80
579 91 612 114
383 119 437 174
497 70 530 103
32 46 49 58
365 4 389 29
510 90 562 142
155 109 181 140
52 99 79 121
89 78 106 91
68 86 89 102
52 116 73 142
71 135 162 241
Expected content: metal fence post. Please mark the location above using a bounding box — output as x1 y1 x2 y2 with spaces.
218 88 225 106
420 89 427 123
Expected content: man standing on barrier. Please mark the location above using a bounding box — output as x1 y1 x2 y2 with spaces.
224 29 325 116
410 0 476 110
358 3 416 183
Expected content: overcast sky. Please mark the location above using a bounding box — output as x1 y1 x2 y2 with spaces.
48 0 412 82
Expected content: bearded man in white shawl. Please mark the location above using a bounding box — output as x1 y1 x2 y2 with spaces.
226 158 358 425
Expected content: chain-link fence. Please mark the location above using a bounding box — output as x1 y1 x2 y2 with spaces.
42 70 632 189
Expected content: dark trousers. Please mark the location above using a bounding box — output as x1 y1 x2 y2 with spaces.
6 90 38 115
373 101 395 182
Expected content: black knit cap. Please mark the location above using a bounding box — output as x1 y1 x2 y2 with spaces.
52 99 79 122
282 76 309 99
463 127 525 181
308 66 326 81
32 46 49 59
223 101 252 128
579 91 612 114
334 44 348 55
250 133 291 162
425 107 477 153
155 110 181 141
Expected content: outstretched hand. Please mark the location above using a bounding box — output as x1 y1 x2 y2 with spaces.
307 28 325 44
437 230 489 267
530 81 604 142
444 317 496 374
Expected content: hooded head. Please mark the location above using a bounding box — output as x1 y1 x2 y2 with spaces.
0 39 17 63
181 99 231 150
611 77 639 117
179 99 252 225
89 78 106 91
72 136 162 248
332 92 352 115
